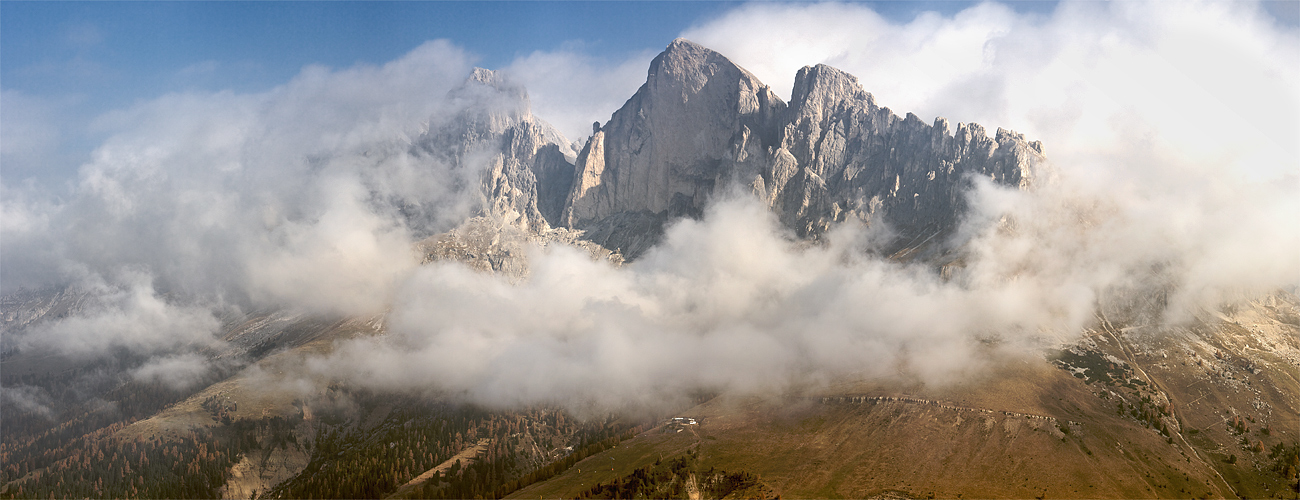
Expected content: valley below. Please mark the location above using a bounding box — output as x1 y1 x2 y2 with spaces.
3 284 1296 499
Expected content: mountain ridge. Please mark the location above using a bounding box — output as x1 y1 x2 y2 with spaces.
459 38 1048 259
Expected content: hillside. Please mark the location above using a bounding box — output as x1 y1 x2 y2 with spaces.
506 293 1298 499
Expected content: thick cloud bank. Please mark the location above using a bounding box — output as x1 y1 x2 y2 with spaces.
3 41 477 307
2 2 1297 412
2 41 480 368
313 197 1069 411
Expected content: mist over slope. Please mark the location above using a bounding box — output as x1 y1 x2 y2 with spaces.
2 1 1297 417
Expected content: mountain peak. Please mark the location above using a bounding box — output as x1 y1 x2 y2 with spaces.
646 38 760 97
445 67 532 128
790 64 874 114
666 37 707 53
466 67 505 86
564 39 786 243
454 67 528 104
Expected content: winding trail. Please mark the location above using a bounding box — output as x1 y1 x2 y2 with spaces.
385 438 491 499
1096 314 1238 499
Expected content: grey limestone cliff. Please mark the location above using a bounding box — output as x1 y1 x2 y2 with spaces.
556 39 1046 257
769 63 1046 243
560 39 787 256
563 39 786 227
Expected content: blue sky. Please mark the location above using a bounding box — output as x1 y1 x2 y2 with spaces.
3 2 738 99
2 1 1054 90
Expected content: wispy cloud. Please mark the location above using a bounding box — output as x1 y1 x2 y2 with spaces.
502 44 657 142
1 385 56 419
176 60 220 79
62 21 104 49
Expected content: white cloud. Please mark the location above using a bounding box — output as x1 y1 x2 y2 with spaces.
131 352 213 390
502 44 657 142
20 272 221 357
0 385 56 419
309 196 1071 413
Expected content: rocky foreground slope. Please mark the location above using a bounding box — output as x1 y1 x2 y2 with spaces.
504 292 1299 499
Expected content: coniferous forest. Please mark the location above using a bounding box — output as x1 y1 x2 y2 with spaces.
0 358 650 500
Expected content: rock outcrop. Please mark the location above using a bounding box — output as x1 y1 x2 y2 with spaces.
417 216 622 280
563 39 786 228
768 63 1046 242
412 68 577 233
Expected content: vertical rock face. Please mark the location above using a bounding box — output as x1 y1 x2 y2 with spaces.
563 39 786 229
770 64 1046 242
555 40 1046 256
413 68 577 232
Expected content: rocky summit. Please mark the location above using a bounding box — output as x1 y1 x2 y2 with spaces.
444 39 1048 259
411 67 578 233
